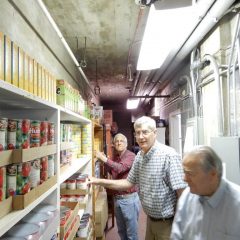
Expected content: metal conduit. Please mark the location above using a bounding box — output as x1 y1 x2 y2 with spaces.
227 13 240 136
203 54 224 136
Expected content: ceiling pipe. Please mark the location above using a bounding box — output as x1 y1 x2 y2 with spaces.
143 0 236 99
37 0 95 96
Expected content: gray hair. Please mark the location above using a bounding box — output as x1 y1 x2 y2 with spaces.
113 133 127 144
185 145 223 179
134 116 156 131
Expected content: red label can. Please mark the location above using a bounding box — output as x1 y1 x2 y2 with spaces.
30 120 40 147
7 119 17 150
16 162 31 195
40 121 48 146
48 122 55 145
0 166 6 201
40 156 48 182
17 119 31 149
0 118 8 151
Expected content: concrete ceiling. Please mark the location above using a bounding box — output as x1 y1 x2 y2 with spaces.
42 0 145 105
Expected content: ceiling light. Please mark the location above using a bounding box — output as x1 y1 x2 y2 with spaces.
137 3 194 70
126 98 140 109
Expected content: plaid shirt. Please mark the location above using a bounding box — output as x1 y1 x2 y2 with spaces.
105 149 138 195
127 141 187 218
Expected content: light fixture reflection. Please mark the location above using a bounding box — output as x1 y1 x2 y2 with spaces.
137 4 194 70
126 98 140 109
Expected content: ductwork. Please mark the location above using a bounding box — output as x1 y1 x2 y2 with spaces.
139 0 237 98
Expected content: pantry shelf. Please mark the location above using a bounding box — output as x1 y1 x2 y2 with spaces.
59 156 91 184
0 184 57 235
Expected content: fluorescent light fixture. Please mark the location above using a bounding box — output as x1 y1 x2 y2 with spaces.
126 98 140 109
137 3 194 70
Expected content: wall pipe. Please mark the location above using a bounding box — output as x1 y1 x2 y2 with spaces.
203 54 224 136
145 0 236 98
227 13 240 136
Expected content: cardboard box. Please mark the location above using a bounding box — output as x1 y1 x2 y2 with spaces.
4 35 11 83
0 32 4 80
0 150 13 167
60 188 88 196
24 53 29 92
37 63 42 98
67 216 80 240
33 60 38 95
60 201 79 240
95 191 108 237
11 41 18 87
28 57 34 93
0 196 12 218
18 47 24 89
12 144 57 163
13 175 57 210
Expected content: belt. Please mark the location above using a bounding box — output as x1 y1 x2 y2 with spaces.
114 192 137 199
148 216 174 222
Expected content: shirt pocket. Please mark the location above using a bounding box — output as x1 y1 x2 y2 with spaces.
215 232 240 240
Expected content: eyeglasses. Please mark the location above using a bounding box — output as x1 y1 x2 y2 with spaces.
134 130 153 137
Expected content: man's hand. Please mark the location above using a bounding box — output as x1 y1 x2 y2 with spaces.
87 176 99 186
94 150 108 163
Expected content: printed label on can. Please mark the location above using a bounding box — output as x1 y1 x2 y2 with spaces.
30 120 40 148
48 122 55 145
6 164 17 197
48 154 55 177
40 121 48 146
0 118 7 151
7 119 17 150
16 162 31 195
29 159 41 188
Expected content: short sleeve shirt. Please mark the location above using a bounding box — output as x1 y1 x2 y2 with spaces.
127 141 187 218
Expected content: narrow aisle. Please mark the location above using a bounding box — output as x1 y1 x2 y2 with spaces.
106 205 147 240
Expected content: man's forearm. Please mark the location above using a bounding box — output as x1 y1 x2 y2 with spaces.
89 177 133 191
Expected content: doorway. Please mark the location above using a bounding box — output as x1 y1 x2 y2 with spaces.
169 109 182 157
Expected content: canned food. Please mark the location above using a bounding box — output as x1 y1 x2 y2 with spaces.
40 121 48 146
7 119 17 150
22 212 50 234
48 122 55 145
16 119 30 149
6 164 17 197
40 156 48 182
0 118 7 151
66 179 76 190
7 223 40 239
0 166 6 201
16 162 31 195
29 159 41 188
30 120 40 148
48 154 55 177
33 204 57 218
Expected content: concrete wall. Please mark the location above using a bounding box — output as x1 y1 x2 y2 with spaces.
0 0 90 99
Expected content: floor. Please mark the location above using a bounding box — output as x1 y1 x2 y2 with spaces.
105 205 147 240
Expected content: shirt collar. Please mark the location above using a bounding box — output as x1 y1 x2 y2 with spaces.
199 178 226 208
140 141 158 161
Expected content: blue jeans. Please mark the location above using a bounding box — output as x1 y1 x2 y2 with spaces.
114 192 140 240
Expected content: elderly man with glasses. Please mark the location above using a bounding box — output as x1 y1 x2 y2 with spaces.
89 116 186 240
94 133 140 240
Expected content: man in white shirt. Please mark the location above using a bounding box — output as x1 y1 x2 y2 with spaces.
170 145 240 240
